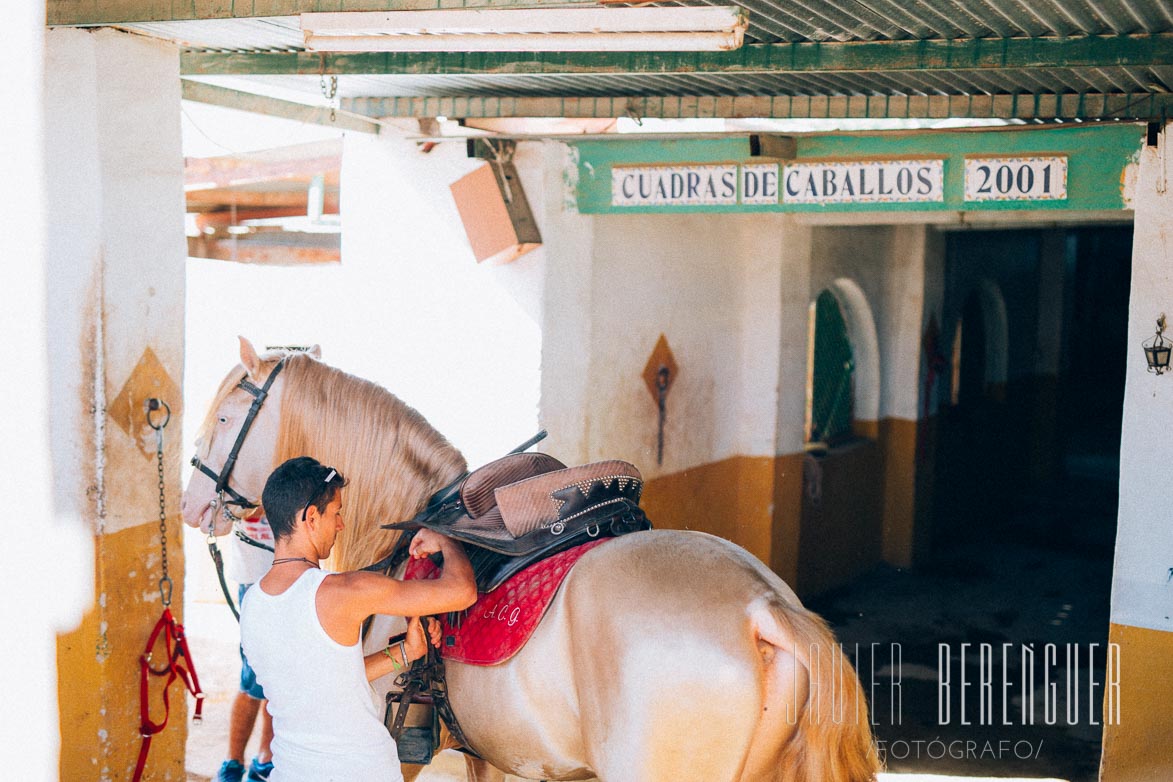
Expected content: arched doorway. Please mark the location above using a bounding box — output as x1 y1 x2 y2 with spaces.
799 281 883 594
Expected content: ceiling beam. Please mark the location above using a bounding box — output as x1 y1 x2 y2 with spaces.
181 80 381 134
180 34 1173 77
188 234 340 266
47 1 597 26
185 189 341 210
340 92 1173 121
184 139 342 188
193 206 339 229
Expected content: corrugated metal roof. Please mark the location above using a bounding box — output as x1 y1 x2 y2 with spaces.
104 0 1173 120
195 66 1171 99
120 1 1173 50
698 0 1173 43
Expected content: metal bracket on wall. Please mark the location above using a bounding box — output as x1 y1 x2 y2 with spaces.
643 334 678 466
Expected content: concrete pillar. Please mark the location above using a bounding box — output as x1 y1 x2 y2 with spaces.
0 4 92 781
877 225 926 568
770 220 814 586
44 28 188 781
874 225 944 569
1101 122 1173 782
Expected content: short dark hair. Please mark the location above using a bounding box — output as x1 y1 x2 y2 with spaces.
262 456 348 541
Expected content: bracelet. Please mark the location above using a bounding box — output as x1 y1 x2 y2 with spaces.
398 639 409 668
383 644 404 671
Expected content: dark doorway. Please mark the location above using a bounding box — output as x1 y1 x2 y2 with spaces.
809 224 1131 782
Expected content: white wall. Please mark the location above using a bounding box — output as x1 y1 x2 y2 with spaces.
536 143 597 464
539 202 812 475
184 131 544 475
1112 122 1173 632
0 6 91 781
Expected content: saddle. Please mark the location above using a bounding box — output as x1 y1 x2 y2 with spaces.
375 451 653 765
383 452 651 592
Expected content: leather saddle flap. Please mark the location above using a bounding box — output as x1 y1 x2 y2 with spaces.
495 460 643 537
461 452 566 518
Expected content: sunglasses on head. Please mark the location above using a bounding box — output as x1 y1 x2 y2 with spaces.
301 468 338 522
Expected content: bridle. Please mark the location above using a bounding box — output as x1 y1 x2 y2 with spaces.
190 358 286 525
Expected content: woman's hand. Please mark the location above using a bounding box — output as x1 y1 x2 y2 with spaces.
403 615 441 663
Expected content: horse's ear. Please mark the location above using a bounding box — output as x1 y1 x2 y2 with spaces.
239 336 262 377
307 344 322 359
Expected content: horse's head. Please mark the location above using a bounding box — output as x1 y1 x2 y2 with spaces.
183 338 465 568
181 337 315 534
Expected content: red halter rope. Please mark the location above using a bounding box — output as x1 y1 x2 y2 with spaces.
133 606 204 782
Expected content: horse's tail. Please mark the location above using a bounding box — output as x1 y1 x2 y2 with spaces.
743 597 881 782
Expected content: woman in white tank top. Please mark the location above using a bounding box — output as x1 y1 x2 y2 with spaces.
240 457 477 782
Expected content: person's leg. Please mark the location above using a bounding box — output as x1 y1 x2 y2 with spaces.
258 702 273 763
218 690 260 781
246 704 275 781
220 583 263 782
227 691 262 762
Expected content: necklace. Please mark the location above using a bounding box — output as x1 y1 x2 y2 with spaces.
271 557 318 567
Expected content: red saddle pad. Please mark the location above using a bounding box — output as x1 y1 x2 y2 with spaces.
404 538 611 666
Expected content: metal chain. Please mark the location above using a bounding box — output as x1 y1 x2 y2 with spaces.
147 399 173 606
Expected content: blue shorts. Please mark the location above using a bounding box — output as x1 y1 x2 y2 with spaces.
238 583 266 700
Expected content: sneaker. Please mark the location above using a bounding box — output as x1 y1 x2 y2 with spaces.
216 759 245 782
247 757 274 781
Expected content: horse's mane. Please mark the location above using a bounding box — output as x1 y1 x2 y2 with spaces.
261 351 467 570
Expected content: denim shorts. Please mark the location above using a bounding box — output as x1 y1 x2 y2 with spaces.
238 583 266 700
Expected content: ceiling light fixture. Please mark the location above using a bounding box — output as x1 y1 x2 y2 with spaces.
301 7 748 53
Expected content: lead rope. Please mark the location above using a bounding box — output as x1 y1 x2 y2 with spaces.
134 399 205 782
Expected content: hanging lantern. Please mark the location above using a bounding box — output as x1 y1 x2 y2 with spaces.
1143 315 1172 375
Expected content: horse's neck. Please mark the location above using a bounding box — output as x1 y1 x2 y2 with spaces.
301 384 463 570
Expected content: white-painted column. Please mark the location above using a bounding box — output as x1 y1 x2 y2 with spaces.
1113 124 1173 632
773 220 814 456
1100 121 1173 782
43 27 187 779
0 5 92 781
881 226 931 422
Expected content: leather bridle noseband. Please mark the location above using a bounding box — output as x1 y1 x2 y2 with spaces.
190 358 286 522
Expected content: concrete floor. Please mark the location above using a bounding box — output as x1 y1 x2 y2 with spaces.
182 580 531 782
807 474 1115 782
183 473 1112 782
181 526 531 782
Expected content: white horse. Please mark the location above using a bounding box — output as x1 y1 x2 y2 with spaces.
182 339 880 782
